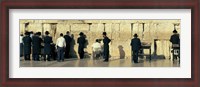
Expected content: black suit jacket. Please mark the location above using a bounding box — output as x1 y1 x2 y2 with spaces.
77 36 86 51
103 36 111 51
23 35 32 54
170 34 180 44
32 36 42 54
130 37 141 51
44 36 53 54
64 35 72 45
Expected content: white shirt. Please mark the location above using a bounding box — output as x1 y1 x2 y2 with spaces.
20 36 23 43
92 42 102 52
30 34 33 38
56 36 66 47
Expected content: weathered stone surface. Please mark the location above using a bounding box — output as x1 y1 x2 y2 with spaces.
19 23 25 34
155 40 171 59
20 20 180 59
71 24 89 31
90 24 104 32
27 23 42 33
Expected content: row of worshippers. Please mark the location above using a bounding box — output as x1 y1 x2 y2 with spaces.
21 31 48 61
20 31 109 62
20 31 73 61
20 30 179 63
55 32 111 62
94 30 180 63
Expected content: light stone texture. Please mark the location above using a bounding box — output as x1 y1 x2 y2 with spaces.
20 20 180 59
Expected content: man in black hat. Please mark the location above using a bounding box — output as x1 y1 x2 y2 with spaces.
43 31 53 61
170 30 180 61
170 30 180 45
77 32 86 59
23 31 32 60
130 33 141 63
32 32 43 61
102 32 111 62
64 31 72 58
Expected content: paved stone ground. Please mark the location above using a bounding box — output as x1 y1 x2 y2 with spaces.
20 57 180 67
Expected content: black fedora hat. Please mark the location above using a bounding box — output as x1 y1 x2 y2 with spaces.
102 32 107 35
173 30 177 33
25 31 30 35
66 31 70 34
134 33 138 37
79 32 84 35
37 32 41 36
45 31 50 35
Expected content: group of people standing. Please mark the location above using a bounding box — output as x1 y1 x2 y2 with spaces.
20 31 54 61
55 31 111 62
20 31 112 62
20 31 73 62
20 29 179 63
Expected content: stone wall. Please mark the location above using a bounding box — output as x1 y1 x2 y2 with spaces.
20 20 180 59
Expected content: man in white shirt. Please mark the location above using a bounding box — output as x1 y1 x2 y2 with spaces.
20 34 24 57
92 39 102 58
30 31 33 39
56 33 66 62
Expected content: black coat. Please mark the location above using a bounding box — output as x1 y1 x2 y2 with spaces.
130 37 141 51
32 36 42 54
77 36 86 53
64 35 72 45
103 36 111 59
23 36 32 54
103 36 111 51
44 36 53 54
170 34 180 44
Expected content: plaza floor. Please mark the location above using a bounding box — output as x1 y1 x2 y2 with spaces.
20 57 180 67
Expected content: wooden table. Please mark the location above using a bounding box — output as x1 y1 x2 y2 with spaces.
139 44 151 60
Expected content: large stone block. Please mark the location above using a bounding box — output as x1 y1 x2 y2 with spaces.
71 24 89 31
105 24 112 33
120 24 132 39
120 23 131 32
19 23 25 34
155 40 171 58
90 24 104 32
27 23 42 33
57 23 70 33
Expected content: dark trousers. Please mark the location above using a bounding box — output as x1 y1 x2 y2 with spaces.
20 43 23 57
132 50 139 63
64 44 70 58
32 53 39 61
44 54 51 61
78 48 84 59
103 50 109 61
79 52 84 59
24 54 30 60
57 47 64 61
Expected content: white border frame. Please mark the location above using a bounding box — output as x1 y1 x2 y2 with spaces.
9 9 191 78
